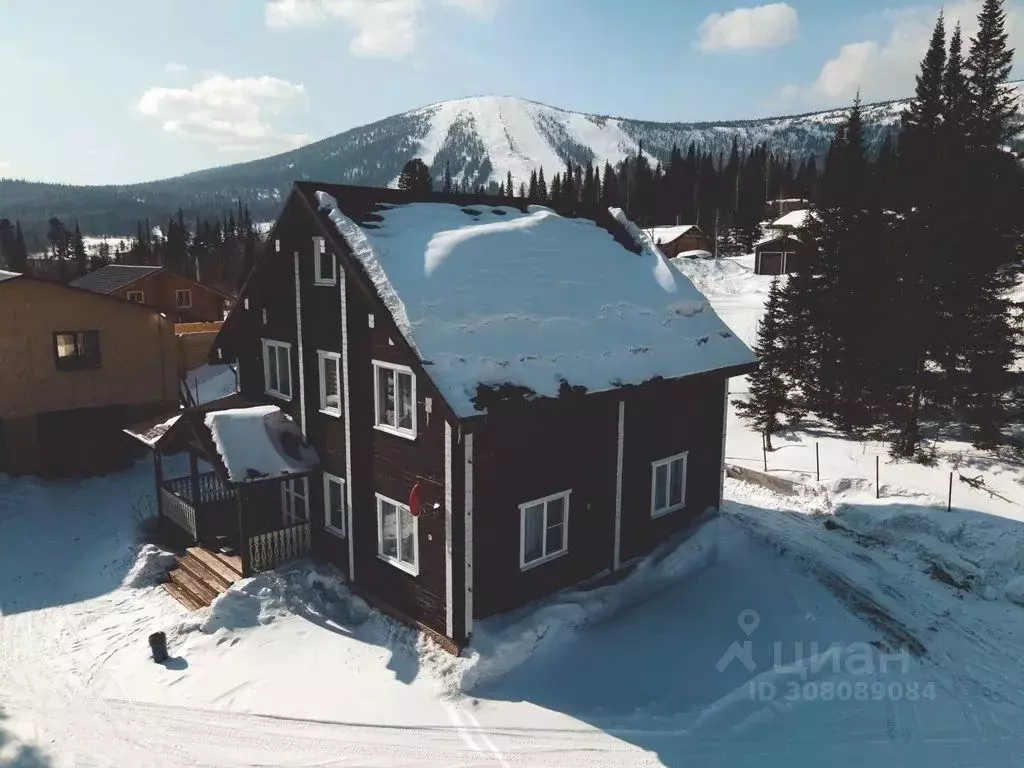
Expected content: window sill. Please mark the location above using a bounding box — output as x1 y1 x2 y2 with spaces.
652 502 686 519
319 407 343 419
378 553 418 576
314 278 337 287
265 389 292 403
373 424 417 442
520 548 568 572
325 524 346 540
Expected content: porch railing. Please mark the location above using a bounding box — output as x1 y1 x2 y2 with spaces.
247 522 311 573
160 485 198 540
160 471 236 543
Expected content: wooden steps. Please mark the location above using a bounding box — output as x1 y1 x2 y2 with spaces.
161 547 243 611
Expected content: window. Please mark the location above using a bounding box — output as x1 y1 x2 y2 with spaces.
651 452 687 518
53 331 101 371
175 289 192 308
126 290 144 303
519 491 570 570
318 351 342 416
324 473 346 537
376 494 418 575
281 477 310 526
373 361 416 439
314 237 336 285
263 339 292 400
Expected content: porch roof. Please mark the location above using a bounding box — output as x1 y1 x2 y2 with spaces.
124 394 320 486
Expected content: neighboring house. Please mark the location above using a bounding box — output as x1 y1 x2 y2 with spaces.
70 264 229 323
646 225 713 258
127 183 755 651
766 198 810 218
753 209 818 275
0 271 179 477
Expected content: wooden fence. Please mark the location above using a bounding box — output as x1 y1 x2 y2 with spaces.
248 522 311 573
160 486 198 541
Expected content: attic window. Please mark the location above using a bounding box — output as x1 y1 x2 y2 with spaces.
314 237 336 286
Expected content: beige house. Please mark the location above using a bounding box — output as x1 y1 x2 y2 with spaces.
0 271 178 476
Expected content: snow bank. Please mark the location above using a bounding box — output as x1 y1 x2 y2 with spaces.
315 193 754 416
427 514 722 693
204 405 318 483
122 544 178 588
1006 576 1024 606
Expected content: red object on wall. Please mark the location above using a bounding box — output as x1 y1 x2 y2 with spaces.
409 483 422 517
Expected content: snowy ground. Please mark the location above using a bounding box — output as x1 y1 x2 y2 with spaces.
5 256 1024 766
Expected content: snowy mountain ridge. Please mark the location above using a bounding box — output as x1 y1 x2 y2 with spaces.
3 83 1022 236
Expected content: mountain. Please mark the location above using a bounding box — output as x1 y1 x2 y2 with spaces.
3 86 1022 241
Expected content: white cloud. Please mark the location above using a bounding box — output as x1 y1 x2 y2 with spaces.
164 62 188 73
781 1 1024 107
265 0 498 57
265 0 422 58
137 75 310 152
696 3 798 52
441 0 501 18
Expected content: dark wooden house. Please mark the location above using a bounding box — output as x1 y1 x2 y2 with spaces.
131 183 755 651
646 225 713 258
753 209 817 275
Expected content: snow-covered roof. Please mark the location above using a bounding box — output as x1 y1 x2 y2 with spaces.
205 405 319 483
756 231 802 247
128 414 181 448
646 225 700 244
315 191 755 416
0 270 21 282
771 209 818 229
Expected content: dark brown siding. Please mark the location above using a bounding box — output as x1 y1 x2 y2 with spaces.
660 232 714 257
469 372 729 620
112 272 226 323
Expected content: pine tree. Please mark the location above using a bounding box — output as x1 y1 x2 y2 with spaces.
518 181 526 198
498 181 506 197
582 162 596 210
506 171 514 199
71 220 87 277
397 158 433 194
600 162 616 206
734 277 789 450
0 219 14 269
550 173 562 206
528 169 538 199
537 167 547 200
966 0 1017 149
443 162 453 195
561 160 575 210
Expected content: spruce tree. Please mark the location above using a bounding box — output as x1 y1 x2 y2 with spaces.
518 181 526 198
11 221 28 273
550 173 562 206
735 277 789 450
561 160 575 210
397 158 433 194
443 162 453 195
601 163 616 206
506 171 513 198
71 220 87 277
0 219 14 269
537 167 547 200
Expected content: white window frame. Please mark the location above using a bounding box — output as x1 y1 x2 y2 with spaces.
519 490 571 571
317 350 342 417
281 476 310 526
262 339 292 401
175 288 193 308
376 493 419 575
126 290 144 303
314 237 336 286
324 473 346 538
372 360 417 440
651 451 688 518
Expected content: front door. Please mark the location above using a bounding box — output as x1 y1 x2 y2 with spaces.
281 477 310 526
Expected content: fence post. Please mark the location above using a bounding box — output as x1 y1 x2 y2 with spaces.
762 433 768 472
815 442 820 482
948 471 953 512
875 455 880 499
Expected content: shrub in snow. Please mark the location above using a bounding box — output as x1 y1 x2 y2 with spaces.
1005 577 1024 606
123 544 177 588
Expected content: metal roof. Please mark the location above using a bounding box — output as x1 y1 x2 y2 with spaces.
69 264 163 294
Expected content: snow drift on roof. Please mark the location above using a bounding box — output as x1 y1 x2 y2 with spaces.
756 231 802 247
771 209 818 229
205 405 319 483
127 414 181 448
674 249 714 260
0 270 20 282
316 193 755 416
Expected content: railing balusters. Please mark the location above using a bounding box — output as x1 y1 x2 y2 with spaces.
247 522 311 573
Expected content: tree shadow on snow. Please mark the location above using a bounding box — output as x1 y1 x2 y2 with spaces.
0 707 52 768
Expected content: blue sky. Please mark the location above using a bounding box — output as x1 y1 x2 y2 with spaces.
1 0 1020 185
